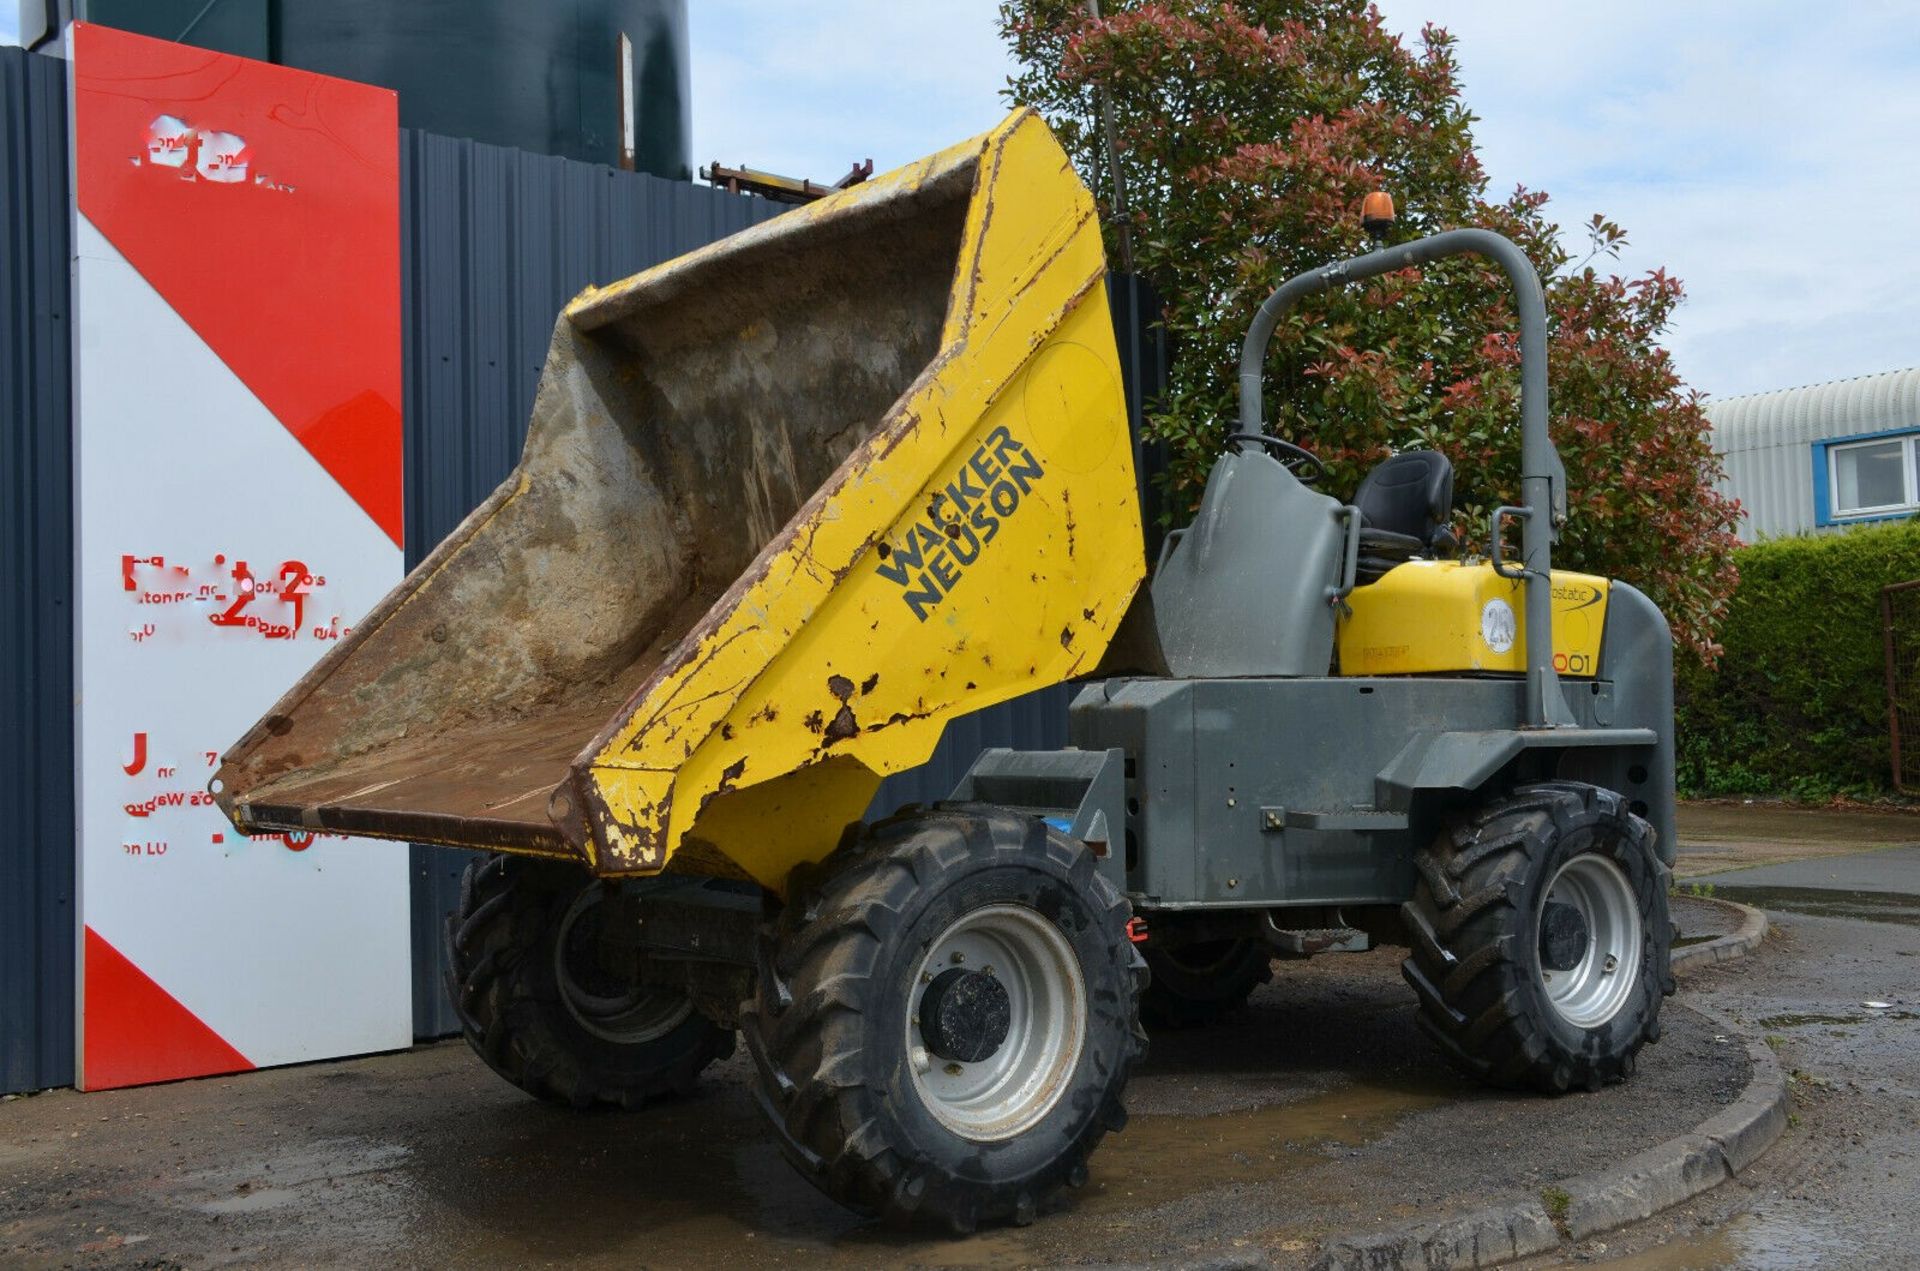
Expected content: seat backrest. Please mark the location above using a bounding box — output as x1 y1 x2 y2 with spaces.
1150 448 1344 677
1353 449 1453 547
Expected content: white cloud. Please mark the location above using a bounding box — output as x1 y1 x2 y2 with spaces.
690 1 1016 184
1375 0 1920 399
688 2 1915 400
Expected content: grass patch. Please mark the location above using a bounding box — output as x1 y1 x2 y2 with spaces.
1541 1184 1572 1237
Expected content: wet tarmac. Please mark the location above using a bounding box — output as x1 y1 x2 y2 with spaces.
1573 1210 1859 1271
1524 846 1920 1270
0 943 1746 1269
1714 887 1920 929
6 810 1909 1268
1673 803 1920 879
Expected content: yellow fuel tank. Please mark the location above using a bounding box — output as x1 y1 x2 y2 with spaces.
1336 560 1609 678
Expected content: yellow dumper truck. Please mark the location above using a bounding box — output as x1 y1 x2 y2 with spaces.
215 110 1676 1232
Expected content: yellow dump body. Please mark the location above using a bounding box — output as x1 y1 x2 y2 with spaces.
213 110 1145 892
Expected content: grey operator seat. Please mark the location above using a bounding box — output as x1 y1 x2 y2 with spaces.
1149 444 1347 678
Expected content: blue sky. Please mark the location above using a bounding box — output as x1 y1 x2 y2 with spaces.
690 2 1919 401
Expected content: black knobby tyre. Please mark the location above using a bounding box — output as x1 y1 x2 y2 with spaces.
444 854 735 1109
739 806 1147 1233
1400 782 1674 1094
1140 939 1273 1028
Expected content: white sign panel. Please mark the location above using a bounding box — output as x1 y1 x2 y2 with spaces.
70 22 411 1088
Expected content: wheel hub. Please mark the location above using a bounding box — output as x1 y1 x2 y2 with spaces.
1537 853 1643 1029
1538 900 1591 971
906 904 1087 1141
919 968 1013 1062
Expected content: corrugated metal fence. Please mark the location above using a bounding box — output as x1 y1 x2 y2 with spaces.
2 41 1168 1081
1 47 78 1098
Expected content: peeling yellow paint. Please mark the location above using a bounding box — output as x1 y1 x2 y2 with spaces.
578 110 1144 890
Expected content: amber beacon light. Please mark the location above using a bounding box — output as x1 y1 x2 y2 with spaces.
1361 190 1396 238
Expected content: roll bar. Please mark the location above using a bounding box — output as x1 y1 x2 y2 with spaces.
1237 229 1575 728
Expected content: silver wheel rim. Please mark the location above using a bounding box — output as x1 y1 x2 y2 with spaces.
907 904 1087 1142
1538 853 1642 1028
554 887 693 1045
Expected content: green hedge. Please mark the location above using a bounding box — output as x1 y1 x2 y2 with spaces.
1676 519 1920 799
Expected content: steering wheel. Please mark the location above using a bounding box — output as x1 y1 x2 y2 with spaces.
1225 432 1327 485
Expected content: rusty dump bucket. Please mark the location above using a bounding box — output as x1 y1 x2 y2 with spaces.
215 110 1145 892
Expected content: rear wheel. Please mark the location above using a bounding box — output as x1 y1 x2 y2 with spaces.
1400 782 1673 1093
741 807 1146 1232
1140 939 1273 1028
445 855 735 1109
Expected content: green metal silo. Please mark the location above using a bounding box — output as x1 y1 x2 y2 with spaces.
79 0 691 179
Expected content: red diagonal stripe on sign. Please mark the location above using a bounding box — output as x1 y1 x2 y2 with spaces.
71 22 402 547
83 927 255 1090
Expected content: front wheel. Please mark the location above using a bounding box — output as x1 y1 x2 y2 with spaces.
444 855 735 1109
740 807 1146 1233
1400 782 1673 1093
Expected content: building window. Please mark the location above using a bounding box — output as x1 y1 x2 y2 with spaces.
1828 434 1918 520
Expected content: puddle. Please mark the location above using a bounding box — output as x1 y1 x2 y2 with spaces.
1592 1209 1856 1269
201 1184 312 1216
188 1137 412 1214
653 1077 1460 1267
1708 885 1920 929
397 1102 863 1260
858 1078 1447 1263
187 1136 418 1252
1759 1010 1918 1030
1069 1078 1449 1216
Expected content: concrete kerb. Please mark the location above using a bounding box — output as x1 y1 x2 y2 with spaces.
1670 897 1769 971
1309 911 1784 1271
